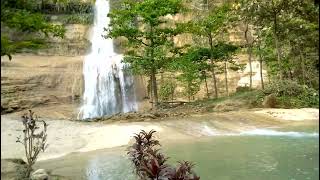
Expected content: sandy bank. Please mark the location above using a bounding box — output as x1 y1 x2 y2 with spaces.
254 108 319 121
1 115 191 161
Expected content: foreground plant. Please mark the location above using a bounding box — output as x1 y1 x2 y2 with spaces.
128 130 200 180
16 110 48 177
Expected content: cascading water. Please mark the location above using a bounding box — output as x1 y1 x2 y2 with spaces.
78 0 138 119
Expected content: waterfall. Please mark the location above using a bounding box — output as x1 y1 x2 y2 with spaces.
78 0 138 119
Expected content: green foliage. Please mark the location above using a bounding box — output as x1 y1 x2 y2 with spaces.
1 0 66 59
106 0 185 75
2 10 65 37
264 80 303 96
169 47 210 100
276 94 319 108
187 3 232 37
212 42 238 58
159 80 176 101
178 71 202 100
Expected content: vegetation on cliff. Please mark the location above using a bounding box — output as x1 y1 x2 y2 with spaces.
1 0 65 59
1 0 95 59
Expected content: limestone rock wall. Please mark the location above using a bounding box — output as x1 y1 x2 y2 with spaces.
1 55 83 116
38 23 92 56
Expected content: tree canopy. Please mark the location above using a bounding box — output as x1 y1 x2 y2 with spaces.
106 0 185 106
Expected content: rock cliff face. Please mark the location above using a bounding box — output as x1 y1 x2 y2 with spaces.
1 12 91 116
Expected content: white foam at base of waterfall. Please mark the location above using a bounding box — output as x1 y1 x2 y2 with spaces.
198 125 318 137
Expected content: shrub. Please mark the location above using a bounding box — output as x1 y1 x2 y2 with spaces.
263 80 319 108
235 86 250 93
263 80 304 96
159 80 176 101
16 110 48 177
127 130 200 180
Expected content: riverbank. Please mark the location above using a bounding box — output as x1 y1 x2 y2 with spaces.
1 108 318 162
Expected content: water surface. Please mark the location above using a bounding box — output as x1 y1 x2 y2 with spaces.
36 127 319 180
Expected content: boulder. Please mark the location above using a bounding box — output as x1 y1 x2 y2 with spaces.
31 169 49 180
263 94 277 108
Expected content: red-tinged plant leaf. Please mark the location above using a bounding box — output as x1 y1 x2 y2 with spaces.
128 129 200 180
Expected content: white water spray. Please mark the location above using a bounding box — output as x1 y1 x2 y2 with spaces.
79 0 137 119
240 129 319 137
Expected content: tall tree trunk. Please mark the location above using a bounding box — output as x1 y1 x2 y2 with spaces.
224 61 229 96
203 71 209 98
151 68 158 107
149 75 153 108
258 45 264 90
244 22 253 90
170 72 174 101
187 83 191 102
273 13 283 80
248 45 253 90
299 49 306 85
150 26 158 108
208 33 218 98
160 72 164 84
41 0 44 12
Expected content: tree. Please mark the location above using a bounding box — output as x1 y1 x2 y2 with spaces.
187 3 232 98
1 0 65 60
106 0 184 107
211 42 239 96
255 38 265 89
170 47 210 101
281 0 319 88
